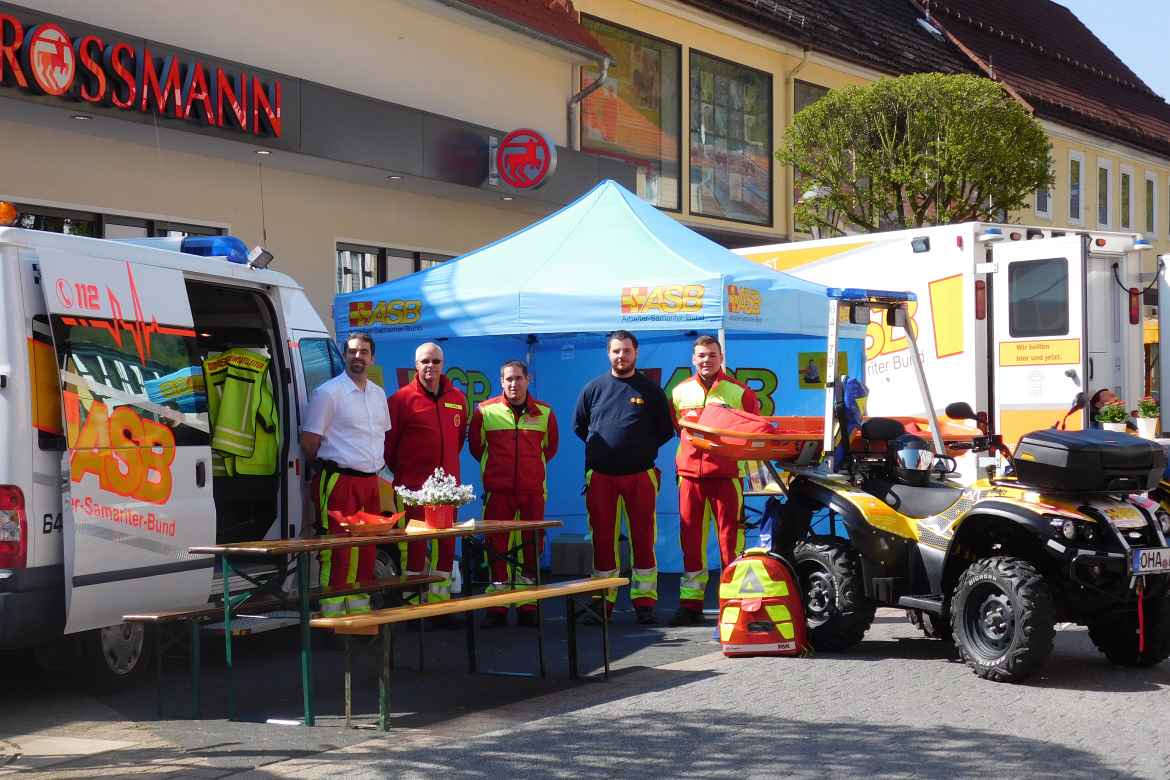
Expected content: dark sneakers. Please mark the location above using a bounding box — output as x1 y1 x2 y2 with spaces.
668 607 705 627
635 606 659 625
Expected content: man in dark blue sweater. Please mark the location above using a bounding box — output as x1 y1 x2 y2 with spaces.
573 330 674 624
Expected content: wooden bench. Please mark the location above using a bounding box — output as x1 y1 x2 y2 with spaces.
311 576 629 730
125 574 440 718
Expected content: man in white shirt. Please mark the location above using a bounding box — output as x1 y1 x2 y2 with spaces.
301 333 392 617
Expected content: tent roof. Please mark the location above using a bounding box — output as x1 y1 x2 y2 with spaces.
335 179 831 338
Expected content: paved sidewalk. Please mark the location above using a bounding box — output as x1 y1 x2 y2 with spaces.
4 609 1170 778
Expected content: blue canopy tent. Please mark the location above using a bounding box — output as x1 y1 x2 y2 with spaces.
335 180 863 572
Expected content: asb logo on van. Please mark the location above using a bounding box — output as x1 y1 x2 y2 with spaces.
349 299 423 328
620 285 705 320
726 285 762 318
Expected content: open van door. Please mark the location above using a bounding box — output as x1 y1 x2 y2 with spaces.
37 250 215 633
990 235 1089 447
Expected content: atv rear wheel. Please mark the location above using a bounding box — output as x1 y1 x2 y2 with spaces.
951 556 1055 683
1087 597 1170 667
793 536 875 651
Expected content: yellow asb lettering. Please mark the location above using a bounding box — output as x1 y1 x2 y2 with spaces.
348 299 423 327
620 284 705 314
68 398 177 505
726 285 762 316
865 300 919 361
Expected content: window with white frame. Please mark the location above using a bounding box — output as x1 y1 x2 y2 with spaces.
1035 186 1051 219
1120 165 1134 230
1145 172 1157 236
1068 151 1083 223
1097 159 1113 228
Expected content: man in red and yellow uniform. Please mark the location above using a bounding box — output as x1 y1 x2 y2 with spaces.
385 342 469 614
469 360 559 628
669 335 760 626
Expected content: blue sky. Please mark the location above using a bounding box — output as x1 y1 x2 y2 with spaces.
1058 0 1170 100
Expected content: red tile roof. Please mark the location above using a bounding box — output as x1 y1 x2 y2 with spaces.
919 0 1170 157
446 0 609 61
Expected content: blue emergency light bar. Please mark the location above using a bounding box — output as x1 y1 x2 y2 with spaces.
180 235 249 264
826 287 916 302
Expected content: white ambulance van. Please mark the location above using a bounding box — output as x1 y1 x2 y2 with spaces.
736 223 1154 448
0 221 341 689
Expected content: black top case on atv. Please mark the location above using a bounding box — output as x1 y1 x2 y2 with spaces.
1013 429 1167 493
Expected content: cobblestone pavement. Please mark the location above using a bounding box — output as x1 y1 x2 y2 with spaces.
3 608 1168 779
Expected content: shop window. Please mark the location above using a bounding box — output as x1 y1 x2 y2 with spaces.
794 80 829 115
689 51 772 226
336 243 454 294
1120 166 1133 230
1068 152 1083 223
336 246 378 294
15 204 97 237
1097 160 1112 228
1009 258 1069 338
580 17 681 211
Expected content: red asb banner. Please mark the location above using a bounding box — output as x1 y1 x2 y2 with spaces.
497 128 557 189
0 14 281 138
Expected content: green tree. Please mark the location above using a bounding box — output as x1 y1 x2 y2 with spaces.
778 73 1053 236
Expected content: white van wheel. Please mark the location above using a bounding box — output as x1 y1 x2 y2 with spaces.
81 623 151 692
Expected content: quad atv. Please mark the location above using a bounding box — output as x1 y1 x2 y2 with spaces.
684 289 1170 682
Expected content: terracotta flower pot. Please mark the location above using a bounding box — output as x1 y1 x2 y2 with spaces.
423 504 456 529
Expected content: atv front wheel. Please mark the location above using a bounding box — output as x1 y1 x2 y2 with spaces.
950 556 1055 683
1087 597 1170 667
793 536 875 651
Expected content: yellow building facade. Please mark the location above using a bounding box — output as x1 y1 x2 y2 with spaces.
576 0 1170 269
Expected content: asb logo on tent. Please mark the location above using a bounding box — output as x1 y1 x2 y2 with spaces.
349 299 423 327
620 285 705 319
726 285 762 318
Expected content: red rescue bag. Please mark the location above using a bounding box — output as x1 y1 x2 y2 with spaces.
718 548 809 657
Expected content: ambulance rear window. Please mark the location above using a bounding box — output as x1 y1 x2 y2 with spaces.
1008 258 1069 337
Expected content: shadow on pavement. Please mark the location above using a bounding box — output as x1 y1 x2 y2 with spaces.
238 708 1122 778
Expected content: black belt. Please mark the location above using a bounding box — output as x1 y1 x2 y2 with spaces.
319 460 376 478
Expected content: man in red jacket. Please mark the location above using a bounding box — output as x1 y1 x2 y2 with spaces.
469 360 559 628
669 335 760 626
385 342 469 612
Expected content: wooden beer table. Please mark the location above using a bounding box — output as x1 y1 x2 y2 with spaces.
189 519 560 726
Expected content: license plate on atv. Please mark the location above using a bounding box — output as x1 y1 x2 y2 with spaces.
1132 547 1170 575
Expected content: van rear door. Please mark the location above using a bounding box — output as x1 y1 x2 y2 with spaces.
37 250 216 633
990 235 1088 446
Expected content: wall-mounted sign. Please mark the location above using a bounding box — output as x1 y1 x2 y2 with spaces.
0 12 282 137
496 128 557 189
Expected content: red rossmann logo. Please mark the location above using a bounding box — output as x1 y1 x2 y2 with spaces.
26 23 74 96
497 129 557 189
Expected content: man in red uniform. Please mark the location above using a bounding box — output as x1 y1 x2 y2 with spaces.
301 333 392 617
669 335 760 626
385 342 469 615
469 360 559 628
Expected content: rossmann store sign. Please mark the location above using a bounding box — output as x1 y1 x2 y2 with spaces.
0 6 284 139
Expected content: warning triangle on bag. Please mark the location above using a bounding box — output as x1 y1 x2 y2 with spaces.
738 566 766 595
